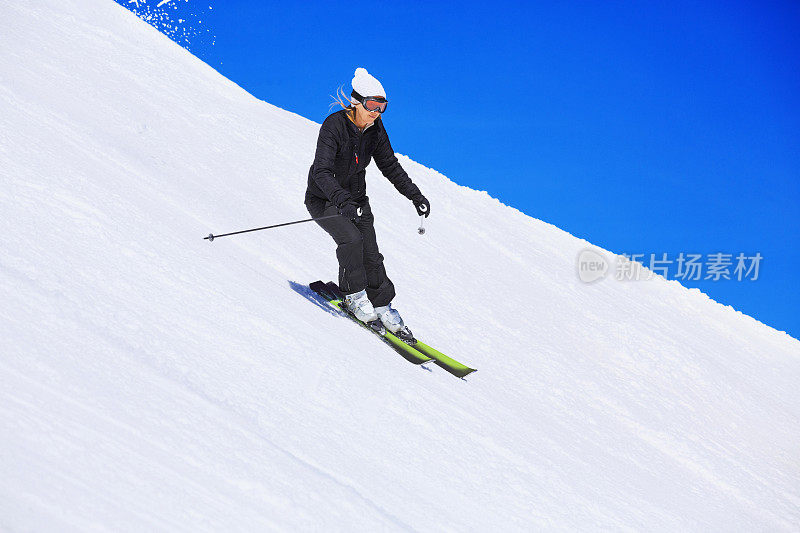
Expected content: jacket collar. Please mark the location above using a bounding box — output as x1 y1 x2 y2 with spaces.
345 108 378 133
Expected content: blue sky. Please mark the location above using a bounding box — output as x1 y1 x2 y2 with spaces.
117 0 799 338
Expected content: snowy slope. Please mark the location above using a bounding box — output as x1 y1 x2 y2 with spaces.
1 0 799 530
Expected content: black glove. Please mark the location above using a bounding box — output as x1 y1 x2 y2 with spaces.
338 200 362 222
412 195 430 217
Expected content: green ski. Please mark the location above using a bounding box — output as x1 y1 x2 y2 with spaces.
413 341 476 378
309 281 433 366
310 281 477 379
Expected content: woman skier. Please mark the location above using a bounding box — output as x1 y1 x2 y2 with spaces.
305 68 430 341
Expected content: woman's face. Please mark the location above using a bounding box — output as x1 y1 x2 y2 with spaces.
354 100 380 125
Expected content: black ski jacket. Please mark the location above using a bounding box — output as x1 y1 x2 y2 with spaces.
305 108 422 210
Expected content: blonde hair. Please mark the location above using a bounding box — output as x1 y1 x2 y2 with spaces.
329 85 355 112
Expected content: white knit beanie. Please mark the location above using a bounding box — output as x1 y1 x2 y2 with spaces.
350 67 386 104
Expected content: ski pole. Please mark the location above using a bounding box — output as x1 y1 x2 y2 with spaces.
417 203 428 235
204 212 349 242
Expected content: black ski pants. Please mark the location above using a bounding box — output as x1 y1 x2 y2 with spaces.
307 198 396 307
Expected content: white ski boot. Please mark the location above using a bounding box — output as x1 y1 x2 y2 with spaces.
375 303 415 343
343 289 379 325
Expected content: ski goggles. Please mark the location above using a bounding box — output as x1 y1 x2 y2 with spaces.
351 90 388 113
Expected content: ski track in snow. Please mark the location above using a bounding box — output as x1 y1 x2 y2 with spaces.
1 0 799 531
